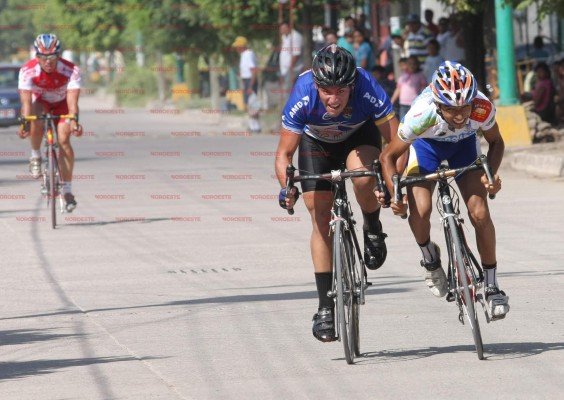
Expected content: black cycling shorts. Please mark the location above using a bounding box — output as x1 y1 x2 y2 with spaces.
298 120 382 192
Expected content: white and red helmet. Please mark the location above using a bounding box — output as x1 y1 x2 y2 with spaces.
34 33 61 55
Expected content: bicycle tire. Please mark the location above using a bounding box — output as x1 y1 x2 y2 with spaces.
333 219 354 364
48 147 57 229
343 229 361 356
446 217 484 359
342 227 361 357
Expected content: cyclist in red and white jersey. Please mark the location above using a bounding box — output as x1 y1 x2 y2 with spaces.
18 33 83 212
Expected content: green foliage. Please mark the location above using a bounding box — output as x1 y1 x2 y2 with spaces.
0 0 39 61
56 0 127 51
110 65 158 107
435 0 564 18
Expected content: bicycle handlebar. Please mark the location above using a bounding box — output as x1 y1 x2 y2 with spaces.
285 161 383 215
19 114 79 128
392 154 496 219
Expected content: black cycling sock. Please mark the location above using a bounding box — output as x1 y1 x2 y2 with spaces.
362 208 381 233
482 263 498 287
315 272 334 310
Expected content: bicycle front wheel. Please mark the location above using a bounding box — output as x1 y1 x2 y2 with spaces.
446 217 484 360
333 219 355 364
48 148 57 229
343 228 361 357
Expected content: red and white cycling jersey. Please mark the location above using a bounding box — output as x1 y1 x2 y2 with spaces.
18 58 81 104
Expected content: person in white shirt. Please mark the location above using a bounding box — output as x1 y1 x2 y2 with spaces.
422 39 444 82
279 22 303 94
441 15 465 64
233 36 261 133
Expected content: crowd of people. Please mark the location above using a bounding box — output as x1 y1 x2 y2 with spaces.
231 11 564 133
261 10 467 128
520 35 564 126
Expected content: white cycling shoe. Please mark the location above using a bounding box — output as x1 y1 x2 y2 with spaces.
485 285 510 320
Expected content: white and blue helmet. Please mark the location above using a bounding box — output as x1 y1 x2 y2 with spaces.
431 61 477 106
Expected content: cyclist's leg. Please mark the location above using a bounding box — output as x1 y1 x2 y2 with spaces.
407 139 447 297
451 137 509 318
53 101 77 210
299 135 337 341
28 101 46 177
52 101 74 183
344 121 387 270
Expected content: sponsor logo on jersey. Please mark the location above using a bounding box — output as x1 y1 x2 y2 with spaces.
289 95 310 119
471 98 492 123
363 91 384 107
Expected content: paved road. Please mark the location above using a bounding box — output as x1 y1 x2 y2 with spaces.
1 107 563 399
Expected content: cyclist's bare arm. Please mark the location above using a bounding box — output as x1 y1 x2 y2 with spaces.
18 90 33 137
377 116 408 175
275 127 301 209
66 89 83 136
481 122 505 195
380 130 411 216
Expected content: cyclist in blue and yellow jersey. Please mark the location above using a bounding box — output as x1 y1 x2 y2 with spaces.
380 61 510 320
274 44 403 342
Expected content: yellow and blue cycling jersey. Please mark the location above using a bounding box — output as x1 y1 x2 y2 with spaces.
281 68 395 143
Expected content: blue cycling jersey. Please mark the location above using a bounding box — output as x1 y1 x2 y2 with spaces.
281 68 395 143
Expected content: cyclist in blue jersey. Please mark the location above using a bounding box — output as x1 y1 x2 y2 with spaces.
274 44 401 342
380 61 510 320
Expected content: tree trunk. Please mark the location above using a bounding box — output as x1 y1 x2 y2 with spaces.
155 50 166 102
461 12 487 93
209 54 220 111
302 0 314 70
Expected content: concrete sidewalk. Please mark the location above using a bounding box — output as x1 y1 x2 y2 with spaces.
503 140 564 178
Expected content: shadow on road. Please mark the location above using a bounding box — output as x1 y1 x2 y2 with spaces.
0 328 81 346
0 355 156 380
357 341 564 363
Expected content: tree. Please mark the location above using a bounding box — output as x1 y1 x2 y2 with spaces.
0 0 40 61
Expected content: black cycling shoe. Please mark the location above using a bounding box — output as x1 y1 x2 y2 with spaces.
312 308 336 342
364 226 388 270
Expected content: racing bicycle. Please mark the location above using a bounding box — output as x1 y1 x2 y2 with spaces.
285 161 384 364
392 155 496 360
20 113 78 229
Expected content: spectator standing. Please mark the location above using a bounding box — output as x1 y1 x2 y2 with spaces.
404 13 433 64
337 30 354 54
353 28 375 71
441 15 465 64
390 55 428 121
424 9 439 36
532 62 556 124
422 39 444 82
233 36 261 133
279 22 304 95
372 65 398 114
553 60 564 123
324 29 338 45
530 36 550 62
436 17 450 50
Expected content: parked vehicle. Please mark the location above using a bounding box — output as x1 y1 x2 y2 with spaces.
0 63 22 128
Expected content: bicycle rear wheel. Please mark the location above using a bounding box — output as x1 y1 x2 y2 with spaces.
333 219 355 364
48 147 57 229
446 217 484 360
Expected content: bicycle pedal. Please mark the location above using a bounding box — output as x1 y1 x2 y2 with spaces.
365 281 373 286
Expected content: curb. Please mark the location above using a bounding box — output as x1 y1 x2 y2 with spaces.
507 152 564 177
503 142 564 178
